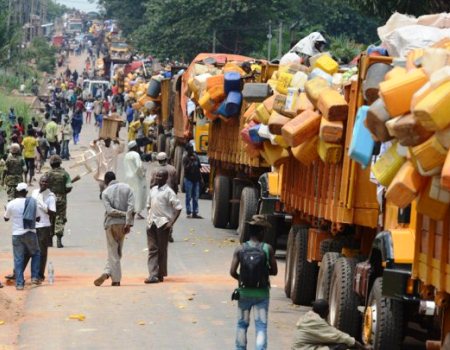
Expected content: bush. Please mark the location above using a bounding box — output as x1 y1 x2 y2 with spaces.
329 35 364 64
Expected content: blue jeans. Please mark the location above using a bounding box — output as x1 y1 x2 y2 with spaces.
184 178 199 215
61 140 70 160
12 232 41 287
73 132 80 145
236 297 269 350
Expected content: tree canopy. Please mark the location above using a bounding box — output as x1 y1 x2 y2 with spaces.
97 0 448 61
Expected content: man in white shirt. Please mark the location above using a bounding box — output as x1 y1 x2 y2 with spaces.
145 169 182 284
4 183 41 290
32 175 56 281
124 141 147 219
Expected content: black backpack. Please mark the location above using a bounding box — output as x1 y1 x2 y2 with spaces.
239 242 269 288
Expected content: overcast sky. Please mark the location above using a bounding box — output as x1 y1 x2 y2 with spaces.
55 0 100 12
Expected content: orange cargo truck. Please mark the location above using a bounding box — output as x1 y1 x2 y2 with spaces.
271 49 450 349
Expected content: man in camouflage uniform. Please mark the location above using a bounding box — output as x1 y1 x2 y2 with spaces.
2 144 25 201
46 155 72 248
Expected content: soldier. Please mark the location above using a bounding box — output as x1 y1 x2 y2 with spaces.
46 155 73 248
2 143 25 201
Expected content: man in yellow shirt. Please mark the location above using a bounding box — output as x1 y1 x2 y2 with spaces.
45 116 60 155
22 129 38 185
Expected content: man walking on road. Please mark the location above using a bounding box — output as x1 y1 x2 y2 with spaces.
124 141 147 219
145 169 182 284
4 183 41 290
230 215 278 350
32 175 56 281
94 171 134 287
46 155 73 248
182 143 202 219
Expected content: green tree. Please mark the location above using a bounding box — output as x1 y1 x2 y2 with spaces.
47 0 68 22
351 0 450 20
132 0 293 61
97 0 147 36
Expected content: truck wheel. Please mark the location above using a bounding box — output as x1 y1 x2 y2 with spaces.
174 145 184 184
229 181 245 229
316 252 340 301
328 257 360 338
290 226 319 305
237 187 258 243
157 134 166 153
362 277 404 350
284 226 297 298
211 175 230 228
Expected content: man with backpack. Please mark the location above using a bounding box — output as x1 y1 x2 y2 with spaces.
229 215 278 350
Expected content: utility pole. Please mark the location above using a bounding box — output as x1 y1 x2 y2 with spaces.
267 20 272 61
277 21 283 59
212 29 216 53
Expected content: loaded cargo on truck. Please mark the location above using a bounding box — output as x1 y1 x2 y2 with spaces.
228 14 450 349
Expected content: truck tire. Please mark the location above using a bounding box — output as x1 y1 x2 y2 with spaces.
211 175 230 228
229 181 245 230
237 187 258 243
362 277 404 350
328 257 360 338
316 252 340 301
174 145 184 184
284 226 297 298
157 134 166 153
290 227 319 305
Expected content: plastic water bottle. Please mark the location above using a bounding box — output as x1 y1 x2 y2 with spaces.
48 262 54 285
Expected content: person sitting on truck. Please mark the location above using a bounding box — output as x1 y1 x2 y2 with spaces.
291 299 366 350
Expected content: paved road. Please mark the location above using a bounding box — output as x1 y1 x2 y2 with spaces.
0 52 303 349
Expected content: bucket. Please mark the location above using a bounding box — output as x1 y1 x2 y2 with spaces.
224 91 242 117
224 72 241 94
147 78 161 98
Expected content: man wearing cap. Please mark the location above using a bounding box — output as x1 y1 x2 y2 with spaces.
292 299 366 350
145 169 182 284
150 152 178 193
124 141 147 219
3 183 41 290
2 143 25 201
46 155 73 248
230 214 278 350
